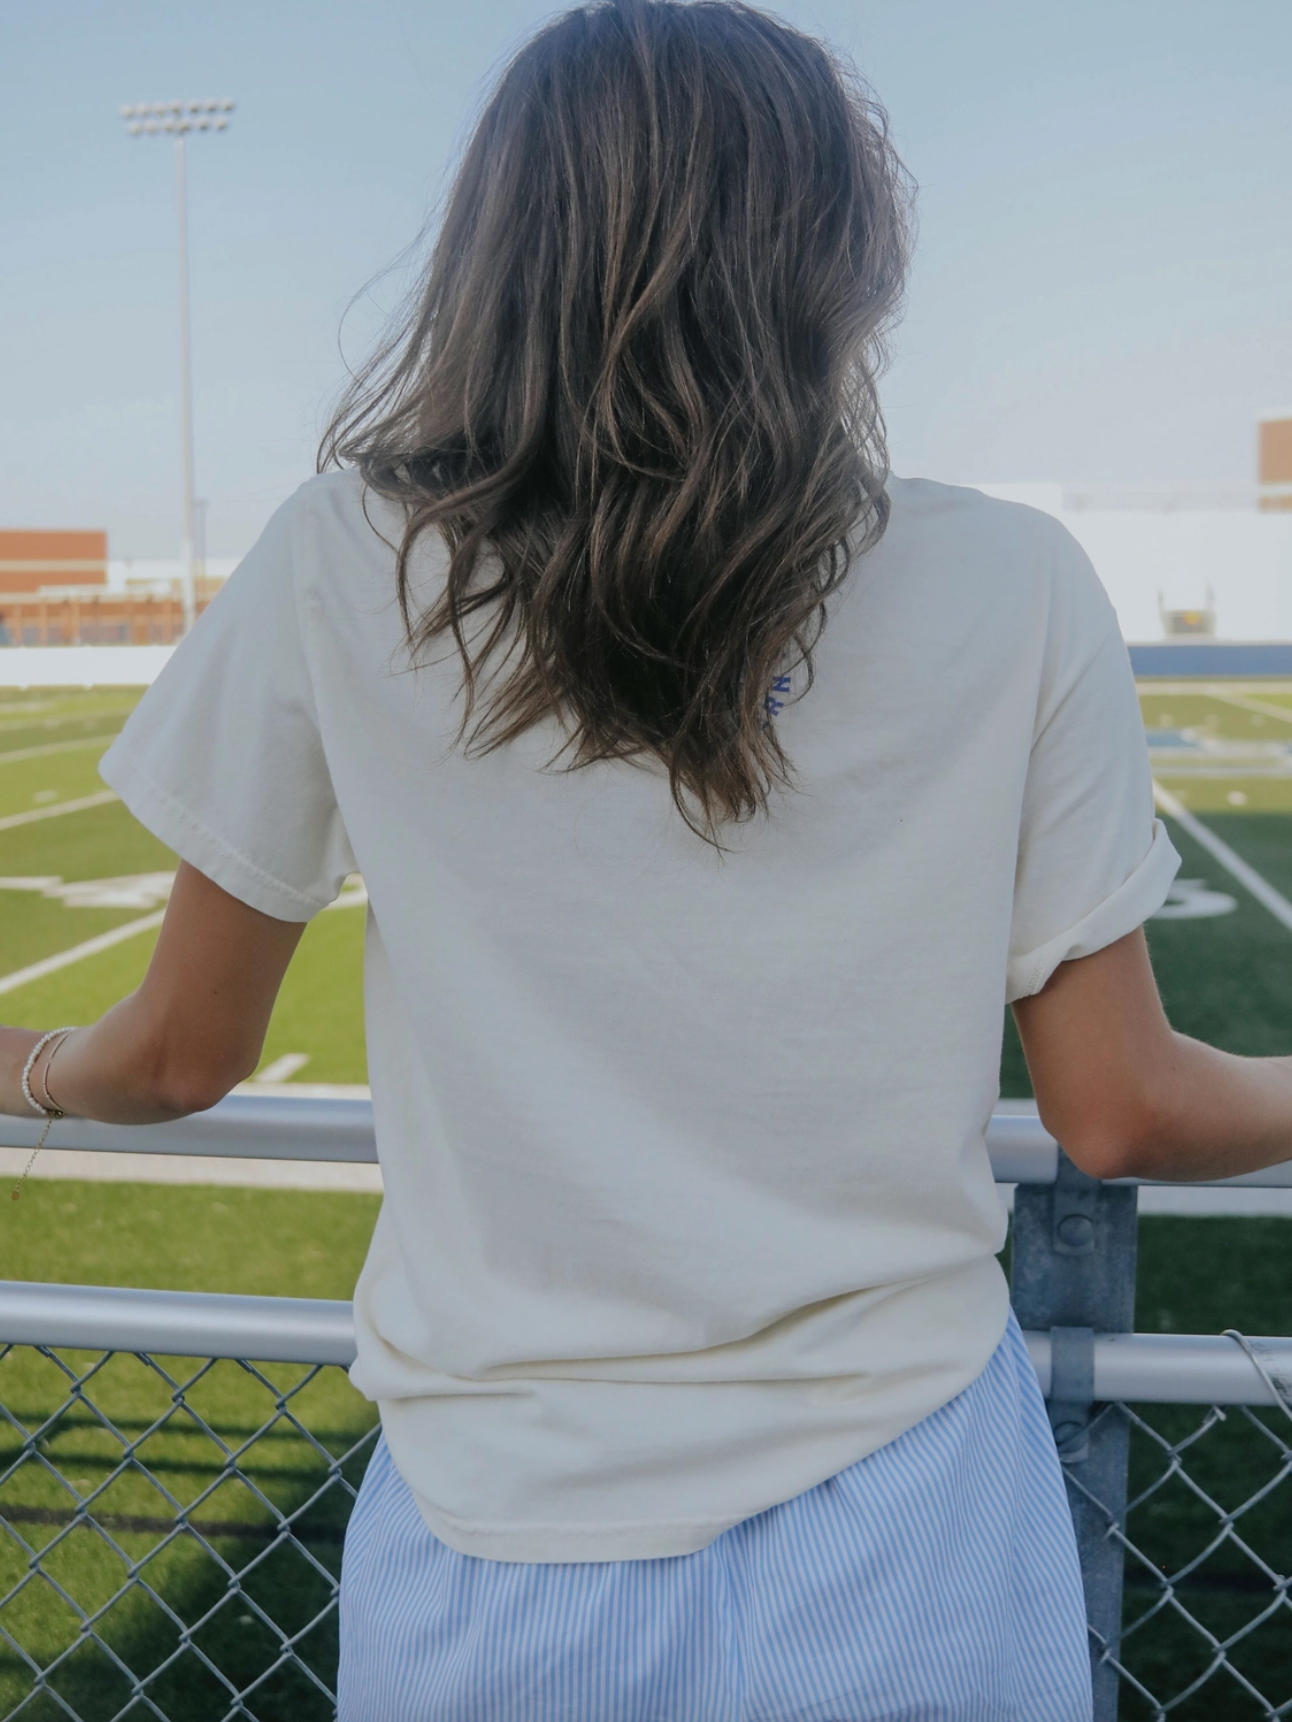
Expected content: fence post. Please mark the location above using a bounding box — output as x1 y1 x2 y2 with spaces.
1011 1149 1138 1721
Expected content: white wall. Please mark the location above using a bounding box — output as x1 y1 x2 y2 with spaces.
0 645 174 687
973 485 1292 643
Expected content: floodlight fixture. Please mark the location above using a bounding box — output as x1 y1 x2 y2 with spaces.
120 99 235 633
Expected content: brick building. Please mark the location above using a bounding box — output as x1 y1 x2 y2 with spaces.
0 528 211 646
1258 413 1292 512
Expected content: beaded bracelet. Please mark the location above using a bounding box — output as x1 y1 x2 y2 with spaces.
13 1027 78 1201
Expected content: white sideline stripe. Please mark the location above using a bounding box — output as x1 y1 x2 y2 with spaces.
0 910 165 997
0 1144 383 1193
1140 682 1292 697
1199 686 1292 727
1153 781 1292 936
0 789 118 831
0 735 117 766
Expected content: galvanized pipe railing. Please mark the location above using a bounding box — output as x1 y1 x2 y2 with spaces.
1 1277 1289 1402
3 1092 1291 1187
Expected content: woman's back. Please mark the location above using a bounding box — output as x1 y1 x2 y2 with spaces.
100 462 1173 1559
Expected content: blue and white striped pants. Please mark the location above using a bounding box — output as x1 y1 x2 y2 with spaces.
338 1314 1091 1720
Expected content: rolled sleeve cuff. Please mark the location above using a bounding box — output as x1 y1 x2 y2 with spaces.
1006 818 1181 1003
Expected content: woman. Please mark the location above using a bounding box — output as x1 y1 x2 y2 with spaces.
7 3 1292 1717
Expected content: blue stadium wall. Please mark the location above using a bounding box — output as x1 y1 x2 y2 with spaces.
1129 643 1292 677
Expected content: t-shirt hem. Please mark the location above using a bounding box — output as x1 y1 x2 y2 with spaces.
405 1490 751 1563
99 744 330 923
372 1281 1013 1565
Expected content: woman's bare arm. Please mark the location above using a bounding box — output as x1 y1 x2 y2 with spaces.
1012 927 1292 1183
0 861 305 1125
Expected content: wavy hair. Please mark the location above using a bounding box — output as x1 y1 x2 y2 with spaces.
321 0 912 840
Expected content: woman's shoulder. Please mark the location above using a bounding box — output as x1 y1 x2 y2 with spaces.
288 466 398 539
265 468 415 592
884 475 1104 608
857 477 1117 677
886 474 1077 551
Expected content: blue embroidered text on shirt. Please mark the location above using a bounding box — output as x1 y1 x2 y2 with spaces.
762 669 794 728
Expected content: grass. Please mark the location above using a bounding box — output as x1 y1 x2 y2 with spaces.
0 1181 378 1300
0 747 114 823
0 690 367 1084
0 694 138 760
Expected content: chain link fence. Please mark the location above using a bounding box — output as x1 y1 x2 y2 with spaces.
0 1341 376 1721
5 1344 1292 1719
1088 1399 1292 1720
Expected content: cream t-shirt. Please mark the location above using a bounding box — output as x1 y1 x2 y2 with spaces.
101 470 1179 1562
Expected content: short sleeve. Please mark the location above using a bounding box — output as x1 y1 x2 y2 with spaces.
1006 531 1180 1002
100 486 357 922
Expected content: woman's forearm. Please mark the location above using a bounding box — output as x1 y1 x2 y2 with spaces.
1120 1034 1292 1184
0 995 242 1127
0 863 306 1131
1015 929 1292 1185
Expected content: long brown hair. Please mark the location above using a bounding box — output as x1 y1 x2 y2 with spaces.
321 0 911 839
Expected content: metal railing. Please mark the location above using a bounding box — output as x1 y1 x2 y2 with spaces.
2 1098 1291 1721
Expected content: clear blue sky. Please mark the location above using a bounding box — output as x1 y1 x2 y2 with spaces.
3 0 1289 558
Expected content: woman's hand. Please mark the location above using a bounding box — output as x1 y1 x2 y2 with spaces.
0 862 305 1125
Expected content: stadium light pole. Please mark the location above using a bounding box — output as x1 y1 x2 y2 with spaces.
120 98 235 635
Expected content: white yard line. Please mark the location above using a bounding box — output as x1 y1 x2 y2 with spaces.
0 1144 383 1192
0 709 131 739
0 735 117 766
1153 782 1292 936
1195 687 1292 727
0 790 118 832
0 910 165 997
1139 681 1292 698
254 1053 311 1083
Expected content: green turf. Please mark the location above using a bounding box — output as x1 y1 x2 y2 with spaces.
0 921 161 1031
0 1179 378 1299
0 685 367 1085
1139 686 1292 741
0 801 174 899
253 909 367 1085
0 691 137 760
1154 773 1292 814
0 746 114 823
